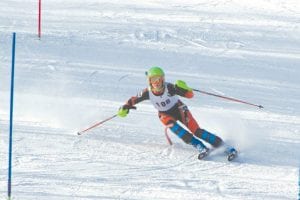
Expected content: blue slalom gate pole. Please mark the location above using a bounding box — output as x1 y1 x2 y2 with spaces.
8 32 16 200
298 167 300 200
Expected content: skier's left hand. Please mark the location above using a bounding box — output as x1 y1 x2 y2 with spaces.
175 80 192 91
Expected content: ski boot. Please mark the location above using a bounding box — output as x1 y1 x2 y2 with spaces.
225 147 238 161
197 146 210 160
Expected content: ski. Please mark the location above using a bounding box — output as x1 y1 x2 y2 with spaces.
198 147 238 162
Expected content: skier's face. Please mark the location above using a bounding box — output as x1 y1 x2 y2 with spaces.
150 76 164 89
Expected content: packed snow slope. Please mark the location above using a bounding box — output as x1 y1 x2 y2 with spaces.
0 0 300 199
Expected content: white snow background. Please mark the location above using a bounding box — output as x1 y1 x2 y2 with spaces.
0 0 299 199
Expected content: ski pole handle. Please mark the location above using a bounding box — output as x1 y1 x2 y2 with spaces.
193 89 264 109
77 114 117 135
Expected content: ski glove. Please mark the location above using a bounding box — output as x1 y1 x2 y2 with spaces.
175 80 192 91
117 104 136 118
118 107 128 117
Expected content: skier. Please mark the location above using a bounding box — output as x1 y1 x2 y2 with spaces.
117 66 237 160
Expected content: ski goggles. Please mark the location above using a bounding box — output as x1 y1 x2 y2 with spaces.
149 76 163 84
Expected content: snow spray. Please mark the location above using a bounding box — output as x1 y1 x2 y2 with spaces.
8 32 16 200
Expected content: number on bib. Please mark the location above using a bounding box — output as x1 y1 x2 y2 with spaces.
156 99 171 107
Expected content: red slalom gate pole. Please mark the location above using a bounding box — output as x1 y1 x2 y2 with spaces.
193 89 264 109
164 125 173 145
77 115 117 135
38 0 41 38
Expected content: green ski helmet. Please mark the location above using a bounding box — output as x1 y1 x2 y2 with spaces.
146 66 165 78
146 66 165 93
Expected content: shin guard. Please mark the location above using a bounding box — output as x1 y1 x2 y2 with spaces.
170 122 207 150
195 129 223 148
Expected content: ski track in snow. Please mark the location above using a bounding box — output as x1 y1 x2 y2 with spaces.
0 0 300 199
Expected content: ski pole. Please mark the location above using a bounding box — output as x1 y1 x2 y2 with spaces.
77 114 117 135
193 88 264 109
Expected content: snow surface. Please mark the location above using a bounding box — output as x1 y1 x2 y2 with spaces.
0 0 300 199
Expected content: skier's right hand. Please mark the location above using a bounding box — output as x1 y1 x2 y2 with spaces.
117 104 136 117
